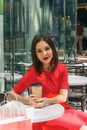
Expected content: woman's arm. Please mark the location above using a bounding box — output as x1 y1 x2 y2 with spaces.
8 89 37 105
55 89 68 103
30 89 68 108
8 89 68 107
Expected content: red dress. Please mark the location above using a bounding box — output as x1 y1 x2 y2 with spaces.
43 96 87 130
13 63 87 130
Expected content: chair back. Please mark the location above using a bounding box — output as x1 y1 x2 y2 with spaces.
65 62 84 76
0 92 7 104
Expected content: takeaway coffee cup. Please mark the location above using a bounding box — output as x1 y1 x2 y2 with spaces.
31 83 42 98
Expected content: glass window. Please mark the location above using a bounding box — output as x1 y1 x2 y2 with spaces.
2 0 77 91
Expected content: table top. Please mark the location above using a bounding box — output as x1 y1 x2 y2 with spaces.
83 62 87 67
66 63 84 67
25 104 64 123
68 75 87 86
17 62 32 67
0 72 23 82
76 57 87 60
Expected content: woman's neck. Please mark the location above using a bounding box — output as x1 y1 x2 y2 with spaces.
43 64 52 71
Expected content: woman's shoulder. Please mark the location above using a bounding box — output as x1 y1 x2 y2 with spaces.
26 64 35 72
57 62 66 67
56 62 67 72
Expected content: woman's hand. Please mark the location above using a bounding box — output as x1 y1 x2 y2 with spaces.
30 97 51 108
29 94 37 103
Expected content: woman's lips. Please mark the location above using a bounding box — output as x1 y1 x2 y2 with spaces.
43 57 49 60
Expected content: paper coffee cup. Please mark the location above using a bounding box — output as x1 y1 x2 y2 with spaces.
31 84 42 98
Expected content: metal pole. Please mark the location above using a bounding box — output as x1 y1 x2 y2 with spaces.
10 0 14 87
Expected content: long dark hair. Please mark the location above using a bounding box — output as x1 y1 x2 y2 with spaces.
31 34 58 74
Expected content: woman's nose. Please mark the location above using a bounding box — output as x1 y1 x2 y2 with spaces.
43 50 47 55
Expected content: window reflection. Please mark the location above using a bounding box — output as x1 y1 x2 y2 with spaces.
3 0 77 90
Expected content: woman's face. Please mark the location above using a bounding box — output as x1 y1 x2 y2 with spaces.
36 41 53 66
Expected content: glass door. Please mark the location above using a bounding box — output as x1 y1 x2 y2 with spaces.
3 0 77 91
65 0 77 62
0 0 4 91
4 0 26 90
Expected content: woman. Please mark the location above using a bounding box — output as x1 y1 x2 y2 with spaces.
77 21 84 54
8 34 87 130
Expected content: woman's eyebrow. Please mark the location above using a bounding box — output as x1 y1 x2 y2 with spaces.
36 48 41 50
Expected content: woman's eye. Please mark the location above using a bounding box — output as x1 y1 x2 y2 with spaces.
45 47 50 51
37 50 42 53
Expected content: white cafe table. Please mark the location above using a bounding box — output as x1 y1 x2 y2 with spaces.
17 62 32 67
83 63 87 70
17 62 32 71
83 62 87 67
66 63 84 67
68 75 87 86
76 57 87 61
25 104 64 123
0 72 23 82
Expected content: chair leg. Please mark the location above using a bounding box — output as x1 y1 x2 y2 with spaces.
81 96 86 111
